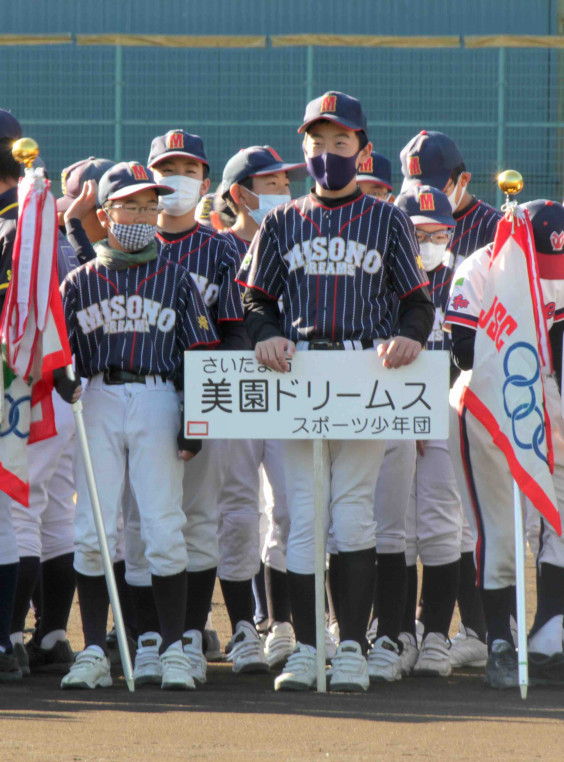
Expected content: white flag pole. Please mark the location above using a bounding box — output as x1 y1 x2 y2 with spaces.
67 365 135 693
313 438 327 693
513 480 528 700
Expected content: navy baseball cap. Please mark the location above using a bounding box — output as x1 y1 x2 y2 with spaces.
57 157 115 213
147 129 208 169
98 162 173 207
400 130 464 191
298 91 368 134
222 146 307 189
522 199 564 279
0 109 22 140
357 152 393 189
395 185 455 227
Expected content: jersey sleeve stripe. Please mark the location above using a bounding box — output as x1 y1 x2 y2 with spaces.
236 279 279 300
399 280 430 299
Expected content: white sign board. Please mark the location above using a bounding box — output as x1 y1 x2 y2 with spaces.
184 350 449 440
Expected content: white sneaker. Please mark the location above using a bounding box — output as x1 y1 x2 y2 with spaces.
133 632 163 686
398 632 419 676
182 630 207 684
367 635 402 682
325 626 338 662
449 624 488 668
274 643 317 691
413 632 452 677
160 643 196 690
228 621 269 674
330 641 369 692
60 646 112 690
203 629 223 662
265 622 295 670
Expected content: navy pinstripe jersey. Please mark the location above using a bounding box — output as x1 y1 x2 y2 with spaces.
156 223 243 325
449 199 501 271
56 231 80 285
238 193 429 342
426 264 454 352
220 229 250 258
60 255 219 379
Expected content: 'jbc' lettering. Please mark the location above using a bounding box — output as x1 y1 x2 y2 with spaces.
283 236 382 276
478 296 517 351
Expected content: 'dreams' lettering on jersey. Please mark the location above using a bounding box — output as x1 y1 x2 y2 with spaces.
450 200 501 270
240 194 428 342
156 224 243 323
61 255 218 378
76 296 175 335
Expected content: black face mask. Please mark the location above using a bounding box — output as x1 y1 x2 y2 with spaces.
305 150 360 191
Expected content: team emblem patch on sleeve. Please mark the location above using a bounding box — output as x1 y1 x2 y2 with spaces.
241 252 252 269
415 254 424 270
198 315 210 331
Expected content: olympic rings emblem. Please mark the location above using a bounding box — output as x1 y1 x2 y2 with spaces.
502 341 546 464
0 393 31 439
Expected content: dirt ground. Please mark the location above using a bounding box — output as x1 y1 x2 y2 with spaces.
1 557 563 762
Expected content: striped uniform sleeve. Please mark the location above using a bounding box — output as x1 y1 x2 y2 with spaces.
176 271 220 351
214 237 244 322
60 272 79 356
238 215 285 299
444 245 492 330
387 207 430 298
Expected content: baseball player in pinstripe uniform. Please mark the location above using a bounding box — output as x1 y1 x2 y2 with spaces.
400 129 502 668
219 146 307 670
446 200 564 687
58 162 219 691
394 185 462 677
143 130 263 682
239 91 435 692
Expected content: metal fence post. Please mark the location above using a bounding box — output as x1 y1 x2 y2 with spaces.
114 45 123 162
496 47 506 208
304 45 314 193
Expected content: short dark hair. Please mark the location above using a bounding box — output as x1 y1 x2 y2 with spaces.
305 121 369 151
0 137 20 183
223 176 254 215
449 163 467 185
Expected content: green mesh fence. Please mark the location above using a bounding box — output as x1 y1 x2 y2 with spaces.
1 40 563 207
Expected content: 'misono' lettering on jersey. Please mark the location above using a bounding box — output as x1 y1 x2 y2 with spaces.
283 236 382 276
189 272 220 306
76 296 175 335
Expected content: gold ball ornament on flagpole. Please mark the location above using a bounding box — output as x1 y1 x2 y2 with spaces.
497 170 523 225
12 137 39 168
497 169 524 196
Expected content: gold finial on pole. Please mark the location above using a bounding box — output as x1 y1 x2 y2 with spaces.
497 170 523 231
12 137 40 169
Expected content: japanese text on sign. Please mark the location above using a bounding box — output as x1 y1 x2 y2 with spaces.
184 351 449 440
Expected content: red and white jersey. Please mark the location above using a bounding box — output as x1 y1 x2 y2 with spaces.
445 243 564 332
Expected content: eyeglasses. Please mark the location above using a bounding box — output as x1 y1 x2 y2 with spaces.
415 229 453 245
106 203 162 215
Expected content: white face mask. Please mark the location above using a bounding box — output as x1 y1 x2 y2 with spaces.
159 175 202 216
246 191 290 226
419 241 448 272
447 177 461 212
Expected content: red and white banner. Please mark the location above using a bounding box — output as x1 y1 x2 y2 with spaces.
461 211 561 534
0 168 72 505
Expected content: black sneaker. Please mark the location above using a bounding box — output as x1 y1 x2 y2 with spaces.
0 651 23 682
26 638 74 674
528 651 564 686
485 641 518 689
13 642 30 676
